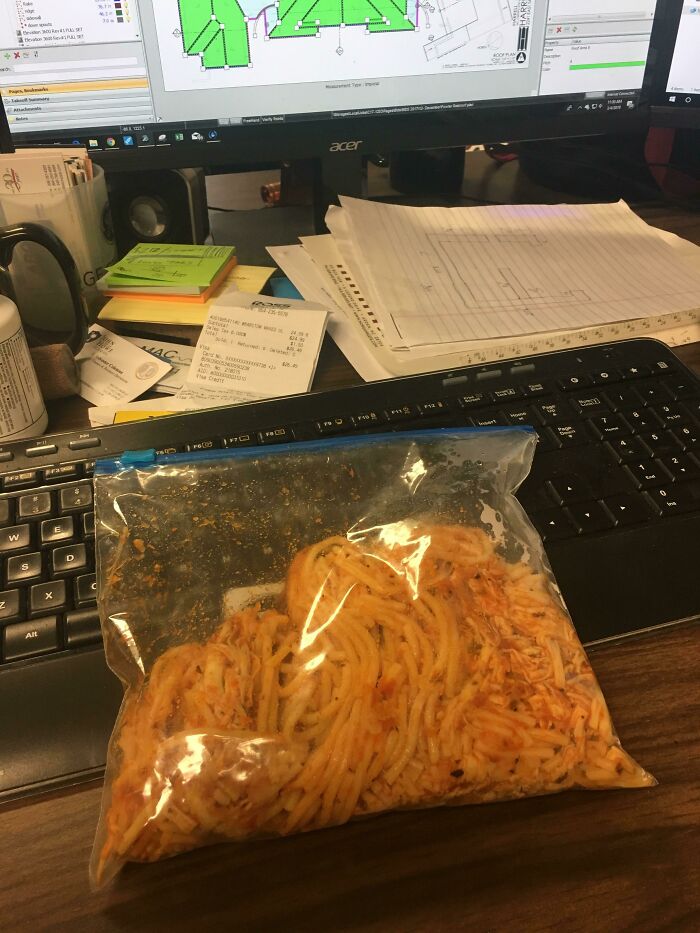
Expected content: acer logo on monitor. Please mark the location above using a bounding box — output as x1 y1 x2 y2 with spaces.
329 140 363 152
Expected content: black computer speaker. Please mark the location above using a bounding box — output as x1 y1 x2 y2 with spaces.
105 168 210 256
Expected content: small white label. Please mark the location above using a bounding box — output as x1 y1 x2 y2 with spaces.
0 325 46 441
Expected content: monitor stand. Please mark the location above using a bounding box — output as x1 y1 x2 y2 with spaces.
313 151 367 233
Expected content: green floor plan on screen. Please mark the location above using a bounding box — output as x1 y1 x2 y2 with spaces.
178 0 416 69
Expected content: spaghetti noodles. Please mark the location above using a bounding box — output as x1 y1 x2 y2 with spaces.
95 523 654 882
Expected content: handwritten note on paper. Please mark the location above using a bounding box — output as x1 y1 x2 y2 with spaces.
188 293 329 396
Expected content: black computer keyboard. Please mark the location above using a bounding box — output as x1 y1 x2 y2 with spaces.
1 337 699 802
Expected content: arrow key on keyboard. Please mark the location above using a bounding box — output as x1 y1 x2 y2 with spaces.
567 501 616 534
546 474 593 505
530 508 577 542
603 493 652 526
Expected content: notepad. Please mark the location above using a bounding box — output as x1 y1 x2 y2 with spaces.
99 244 237 297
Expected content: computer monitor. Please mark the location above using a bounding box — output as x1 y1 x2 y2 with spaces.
650 0 700 128
0 0 660 175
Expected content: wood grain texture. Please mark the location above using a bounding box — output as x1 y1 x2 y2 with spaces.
3 200 700 933
1 623 698 933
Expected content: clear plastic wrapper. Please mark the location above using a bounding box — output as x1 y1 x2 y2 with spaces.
91 428 654 887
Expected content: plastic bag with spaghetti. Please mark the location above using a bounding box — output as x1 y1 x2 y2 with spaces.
90 429 654 887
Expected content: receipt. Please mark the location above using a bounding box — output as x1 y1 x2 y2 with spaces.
76 325 173 407
188 293 329 397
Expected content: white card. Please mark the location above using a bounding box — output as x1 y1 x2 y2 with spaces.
123 336 194 394
189 294 329 397
76 325 173 407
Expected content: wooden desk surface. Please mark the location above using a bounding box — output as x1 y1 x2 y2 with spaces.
2 202 700 932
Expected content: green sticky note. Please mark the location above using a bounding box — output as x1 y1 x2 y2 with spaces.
106 244 235 286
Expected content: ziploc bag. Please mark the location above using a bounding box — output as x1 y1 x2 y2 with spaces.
90 428 654 886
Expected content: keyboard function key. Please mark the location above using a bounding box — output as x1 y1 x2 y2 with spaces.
521 382 549 398
417 399 450 417
51 543 87 577
546 474 593 505
0 589 21 623
469 412 504 428
501 405 537 426
535 428 560 452
0 499 12 527
43 464 80 483
588 413 633 440
571 393 609 416
222 434 257 448
3 616 59 662
351 411 384 428
65 608 102 649
558 375 591 391
155 445 183 455
385 404 418 422
646 482 700 517
0 524 31 554
566 501 615 535
59 483 93 513
457 393 491 409
40 516 74 547
68 436 101 451
17 491 52 520
29 580 67 616
2 470 38 492
258 427 295 445
25 443 59 459
6 552 43 585
603 493 651 526
530 508 576 542
533 401 571 424
82 461 96 477
315 418 351 436
185 439 220 452
591 369 623 386
492 387 521 401
624 459 673 490
75 573 97 606
551 424 588 447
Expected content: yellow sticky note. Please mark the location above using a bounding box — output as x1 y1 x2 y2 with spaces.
98 264 275 326
113 410 175 424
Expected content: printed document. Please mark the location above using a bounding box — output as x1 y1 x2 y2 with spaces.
333 198 700 347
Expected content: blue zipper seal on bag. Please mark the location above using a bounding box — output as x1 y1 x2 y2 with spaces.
94 425 537 476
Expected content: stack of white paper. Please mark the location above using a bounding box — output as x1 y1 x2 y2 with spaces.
268 199 700 380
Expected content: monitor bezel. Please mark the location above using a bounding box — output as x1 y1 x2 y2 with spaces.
6 4 657 173
649 0 700 129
